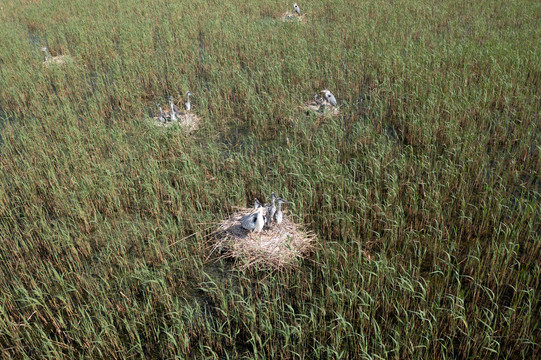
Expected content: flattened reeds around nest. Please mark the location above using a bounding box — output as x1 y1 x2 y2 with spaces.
211 207 315 269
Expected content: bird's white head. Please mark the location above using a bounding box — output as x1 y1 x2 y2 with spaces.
186 91 192 97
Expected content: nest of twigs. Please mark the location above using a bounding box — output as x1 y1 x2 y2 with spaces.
43 55 73 67
211 207 315 269
303 101 340 117
152 111 200 131
281 12 306 23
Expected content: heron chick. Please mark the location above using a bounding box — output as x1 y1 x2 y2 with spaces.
184 91 192 112
241 201 266 232
294 3 301 16
169 96 179 121
274 197 288 225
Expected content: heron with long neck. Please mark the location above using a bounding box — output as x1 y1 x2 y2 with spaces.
41 46 52 62
266 192 277 226
321 90 337 107
158 104 166 123
274 197 288 225
169 96 178 121
184 91 192 112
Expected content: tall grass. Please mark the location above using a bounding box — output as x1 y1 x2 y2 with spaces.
0 0 539 358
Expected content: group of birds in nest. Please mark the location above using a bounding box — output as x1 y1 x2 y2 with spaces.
283 3 304 21
157 92 192 123
241 192 288 233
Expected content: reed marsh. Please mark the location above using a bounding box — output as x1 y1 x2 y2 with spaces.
0 0 539 358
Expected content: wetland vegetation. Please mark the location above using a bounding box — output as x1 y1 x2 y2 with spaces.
0 0 539 358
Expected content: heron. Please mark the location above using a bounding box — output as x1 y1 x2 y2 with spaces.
266 192 277 226
321 90 337 107
184 91 192 112
158 104 167 123
169 96 178 121
314 93 325 106
241 201 266 232
294 3 301 16
41 46 52 62
274 197 288 225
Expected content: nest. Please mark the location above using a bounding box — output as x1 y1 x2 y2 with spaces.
211 208 315 269
152 110 200 131
281 12 306 23
43 55 73 67
303 101 340 117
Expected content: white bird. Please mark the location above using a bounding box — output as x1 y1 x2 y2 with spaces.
274 197 288 225
294 3 301 16
169 96 178 121
158 104 167 123
266 192 277 226
41 46 52 61
321 90 337 107
184 91 192 112
241 203 265 232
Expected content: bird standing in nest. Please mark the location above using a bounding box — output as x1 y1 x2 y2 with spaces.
241 200 266 233
169 96 179 121
294 3 301 16
265 192 277 226
184 91 192 112
314 93 325 106
158 104 167 123
321 90 337 107
274 197 288 225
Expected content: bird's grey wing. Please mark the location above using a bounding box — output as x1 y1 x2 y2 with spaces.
241 213 256 230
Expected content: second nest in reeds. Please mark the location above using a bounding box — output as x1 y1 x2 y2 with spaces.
212 206 314 270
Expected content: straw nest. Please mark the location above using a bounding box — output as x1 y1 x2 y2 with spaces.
281 12 306 23
43 55 73 67
211 208 315 269
152 110 200 131
303 101 340 117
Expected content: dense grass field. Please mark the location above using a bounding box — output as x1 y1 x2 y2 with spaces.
0 0 540 358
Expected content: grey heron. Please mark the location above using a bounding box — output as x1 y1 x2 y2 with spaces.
241 201 266 232
266 192 277 226
158 104 167 123
184 91 192 112
314 93 325 106
294 3 301 16
321 90 337 107
169 96 178 121
41 46 52 62
274 197 288 225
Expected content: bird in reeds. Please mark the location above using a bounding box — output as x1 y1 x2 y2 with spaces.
274 197 288 225
158 104 167 123
266 192 277 226
169 96 179 121
184 91 192 112
294 3 301 16
321 90 337 107
314 93 325 106
241 200 266 232
41 46 52 62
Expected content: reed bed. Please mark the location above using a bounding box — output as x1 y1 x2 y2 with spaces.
0 0 539 358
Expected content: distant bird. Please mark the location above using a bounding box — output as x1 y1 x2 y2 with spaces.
241 201 266 232
294 3 301 16
321 90 337 107
184 91 192 112
169 96 178 121
41 46 52 61
274 197 288 225
158 104 167 123
314 93 325 106
254 198 262 209
266 192 277 226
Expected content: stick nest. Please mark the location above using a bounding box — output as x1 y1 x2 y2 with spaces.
282 12 306 23
43 55 73 67
211 208 315 269
152 111 200 131
303 101 340 117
